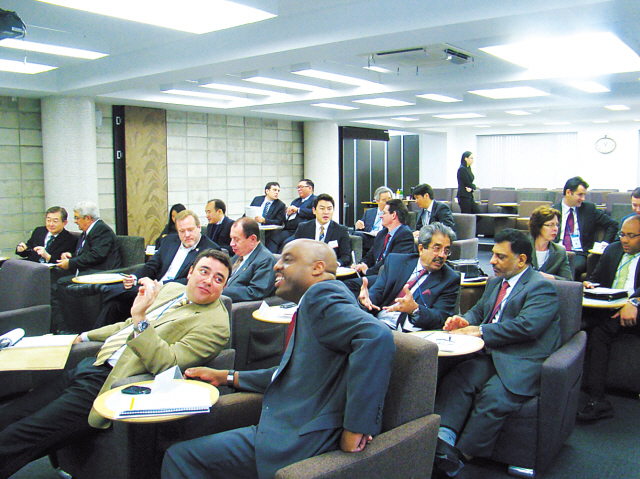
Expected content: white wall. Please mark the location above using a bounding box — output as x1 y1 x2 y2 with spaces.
303 122 339 201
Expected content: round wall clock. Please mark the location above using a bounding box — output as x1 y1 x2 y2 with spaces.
595 135 616 154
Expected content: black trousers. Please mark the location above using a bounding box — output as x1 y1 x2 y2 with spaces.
93 284 139 329
0 358 111 479
458 197 480 214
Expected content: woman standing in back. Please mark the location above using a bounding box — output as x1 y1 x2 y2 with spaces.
457 151 480 214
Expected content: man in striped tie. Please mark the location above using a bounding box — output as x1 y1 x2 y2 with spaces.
0 249 232 479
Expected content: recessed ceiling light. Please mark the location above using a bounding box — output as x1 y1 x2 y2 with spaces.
508 124 524 127
292 68 378 87
505 110 531 116
352 119 395 126
243 76 330 92
164 89 238 101
592 120 609 123
0 39 107 59
474 125 491 128
36 0 276 34
432 113 485 119
543 121 571 125
469 86 549 99
605 105 630 111
363 65 391 73
200 82 277 96
354 98 414 107
311 103 358 110
416 93 461 103
0 59 56 74
567 80 610 93
391 117 419 121
480 32 640 77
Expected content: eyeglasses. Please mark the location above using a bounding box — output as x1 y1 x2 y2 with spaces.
543 222 559 228
428 245 452 257
297 185 310 189
619 232 640 239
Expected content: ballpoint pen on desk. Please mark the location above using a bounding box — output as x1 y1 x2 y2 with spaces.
351 251 361 278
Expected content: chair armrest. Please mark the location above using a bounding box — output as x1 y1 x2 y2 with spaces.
540 332 587 393
275 414 441 479
65 341 102 370
0 305 51 336
450 238 478 261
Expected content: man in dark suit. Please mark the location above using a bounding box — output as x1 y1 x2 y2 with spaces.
617 187 640 232
265 179 316 253
162 239 395 479
359 222 460 331
225 217 276 302
293 193 352 266
353 186 393 254
205 199 234 255
579 215 640 422
16 206 76 264
433 228 561 477
412 183 455 237
552 176 618 278
249 181 286 227
93 210 219 328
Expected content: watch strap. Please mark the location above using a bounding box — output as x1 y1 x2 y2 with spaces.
226 369 236 388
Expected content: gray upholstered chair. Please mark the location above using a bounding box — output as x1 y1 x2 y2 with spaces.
450 213 478 261
490 280 586 477
349 234 363 263
476 189 518 237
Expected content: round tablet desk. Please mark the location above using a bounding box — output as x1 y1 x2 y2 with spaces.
409 330 484 357
252 305 296 324
336 266 357 278
72 273 125 284
582 297 627 309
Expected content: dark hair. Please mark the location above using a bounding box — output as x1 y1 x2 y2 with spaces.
46 206 68 222
631 188 640 199
386 198 409 225
529 206 561 239
418 222 456 248
192 249 233 284
265 181 280 192
234 217 260 240
412 183 434 200
563 176 589 195
314 193 334 208
460 151 473 167
301 179 314 190
207 199 226 214
494 228 532 264
166 203 186 234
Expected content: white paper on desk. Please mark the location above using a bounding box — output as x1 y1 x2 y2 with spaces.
592 242 608 254
245 206 262 219
413 331 481 353
258 301 297 321
145 245 156 255
0 328 25 347
7 334 76 349
153 365 183 394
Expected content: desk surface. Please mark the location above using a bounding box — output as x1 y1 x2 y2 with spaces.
94 380 219 423
475 213 518 218
461 280 488 287
493 202 518 208
253 304 296 323
259 224 283 231
336 266 357 278
582 297 627 309
409 331 484 357
72 273 125 284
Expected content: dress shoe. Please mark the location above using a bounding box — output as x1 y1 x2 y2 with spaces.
576 397 614 423
434 438 464 477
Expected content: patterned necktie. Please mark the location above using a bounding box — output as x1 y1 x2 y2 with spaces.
397 269 428 298
284 311 297 350
562 208 574 251
319 226 325 242
422 209 430 226
76 232 86 254
490 281 510 322
614 253 636 289
263 201 272 217
231 256 243 276
40 234 55 263
377 234 391 261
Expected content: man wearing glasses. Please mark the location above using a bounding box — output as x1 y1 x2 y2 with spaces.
579 215 640 422
266 179 316 253
358 222 459 331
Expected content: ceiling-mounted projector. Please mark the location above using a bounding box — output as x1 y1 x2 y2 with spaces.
444 48 471 65
0 8 26 40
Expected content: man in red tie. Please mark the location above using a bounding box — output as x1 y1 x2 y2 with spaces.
431 229 561 478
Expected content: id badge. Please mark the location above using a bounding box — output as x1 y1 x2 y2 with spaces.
570 233 582 251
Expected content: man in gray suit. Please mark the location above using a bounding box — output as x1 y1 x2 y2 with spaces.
224 217 276 302
162 239 395 479
432 228 561 477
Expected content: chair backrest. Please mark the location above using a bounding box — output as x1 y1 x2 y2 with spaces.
381 332 439 432
488 189 517 213
432 188 452 202
116 235 145 268
518 200 552 219
406 211 417 230
0 260 50 312
349 234 363 263
452 213 476 239
611 204 633 225
517 190 555 203
552 280 583 345
605 192 631 213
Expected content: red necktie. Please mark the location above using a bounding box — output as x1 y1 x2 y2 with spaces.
284 311 297 350
377 234 391 261
490 281 509 321
397 269 428 299
562 208 574 251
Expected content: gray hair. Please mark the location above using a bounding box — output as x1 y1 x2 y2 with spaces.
74 201 100 220
373 186 393 201
418 222 456 248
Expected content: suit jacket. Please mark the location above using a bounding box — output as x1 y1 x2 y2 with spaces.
87 282 230 428
68 220 122 273
369 253 460 330
552 200 618 257
206 216 233 255
357 207 382 233
590 241 640 299
16 226 77 263
284 194 316 231
530 239 572 281
415 201 455 231
224 242 276 302
238 280 395 479
250 195 286 226
293 220 353 266
464 267 561 396
361 224 415 276
457 166 476 199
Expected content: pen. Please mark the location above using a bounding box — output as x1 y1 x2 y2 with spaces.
351 252 361 278
130 397 135 410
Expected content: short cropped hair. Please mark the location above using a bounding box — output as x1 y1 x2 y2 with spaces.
74 201 100 220
207 199 226 214
175 209 201 227
529 206 561 239
265 181 280 192
234 217 260 240
494 228 533 264
563 176 589 194
314 193 334 208
413 183 434 200
418 222 456 248
46 206 68 222
631 188 640 199
301 179 314 191
192 249 233 285
373 186 393 201
386 198 409 225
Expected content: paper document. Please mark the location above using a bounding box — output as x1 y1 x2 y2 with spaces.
245 206 262 219
257 301 297 321
0 334 77 371
413 331 482 353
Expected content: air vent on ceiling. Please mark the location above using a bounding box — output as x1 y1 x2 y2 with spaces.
368 44 472 69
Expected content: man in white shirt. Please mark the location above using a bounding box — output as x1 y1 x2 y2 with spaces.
412 183 455 237
354 186 393 254
16 206 77 264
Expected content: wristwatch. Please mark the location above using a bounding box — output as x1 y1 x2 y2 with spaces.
135 319 149 334
226 369 236 388
479 325 484 337
628 298 640 308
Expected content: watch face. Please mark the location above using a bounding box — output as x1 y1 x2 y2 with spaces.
595 137 616 154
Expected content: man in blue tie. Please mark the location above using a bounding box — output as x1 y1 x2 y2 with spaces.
248 181 286 228
16 206 77 264
353 186 393 255
205 199 234 255
412 183 455 238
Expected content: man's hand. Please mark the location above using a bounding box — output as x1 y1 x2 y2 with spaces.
184 367 227 387
540 272 555 280
286 205 299 216
130 278 161 327
339 430 372 453
33 246 51 262
383 285 418 314
449 325 481 337
57 258 70 270
255 215 265 224
16 242 27 253
613 303 638 327
122 275 136 289
583 281 597 289
359 277 380 311
355 220 365 230
353 263 368 274
72 335 82 344
412 230 420 239
61 252 72 260
443 315 469 331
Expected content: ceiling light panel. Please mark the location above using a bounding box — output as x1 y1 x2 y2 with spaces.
0 39 107 59
0 59 56 74
391 117 419 121
353 98 414 107
432 113 485 119
292 68 378 87
200 82 278 96
243 76 330 92
311 103 358 110
505 110 531 115
567 80 610 93
36 0 276 34
164 89 239 101
604 105 630 111
469 86 549 99
416 93 461 102
363 65 391 73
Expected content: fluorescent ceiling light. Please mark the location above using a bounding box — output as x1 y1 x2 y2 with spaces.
363 65 391 73
243 76 329 92
567 80 609 93
605 105 629 111
200 82 276 96
505 110 531 116
311 103 358 110
164 89 238 101
352 119 395 126
391 117 419 121
543 121 571 125
432 113 485 119
353 98 414 107
508 124 524 127
0 59 56 74
592 120 609 123
480 32 640 77
474 125 491 128
36 0 276 34
469 86 549 99
0 39 107 59
416 93 461 103
292 69 378 87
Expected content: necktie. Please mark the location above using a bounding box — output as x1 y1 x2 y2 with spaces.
263 201 272 217
210 224 219 240
284 311 297 350
94 296 189 366
422 209 430 226
614 253 636 289
397 269 428 298
319 226 325 242
372 211 382 231
490 281 510 322
377 234 391 261
231 256 243 276
76 232 86 254
40 235 55 263
562 208 574 251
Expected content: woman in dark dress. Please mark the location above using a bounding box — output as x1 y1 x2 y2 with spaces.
154 203 186 248
456 151 480 214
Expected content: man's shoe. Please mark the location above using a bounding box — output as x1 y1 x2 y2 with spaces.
434 438 464 477
576 397 614 422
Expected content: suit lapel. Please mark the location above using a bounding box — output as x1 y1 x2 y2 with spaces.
228 245 259 286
